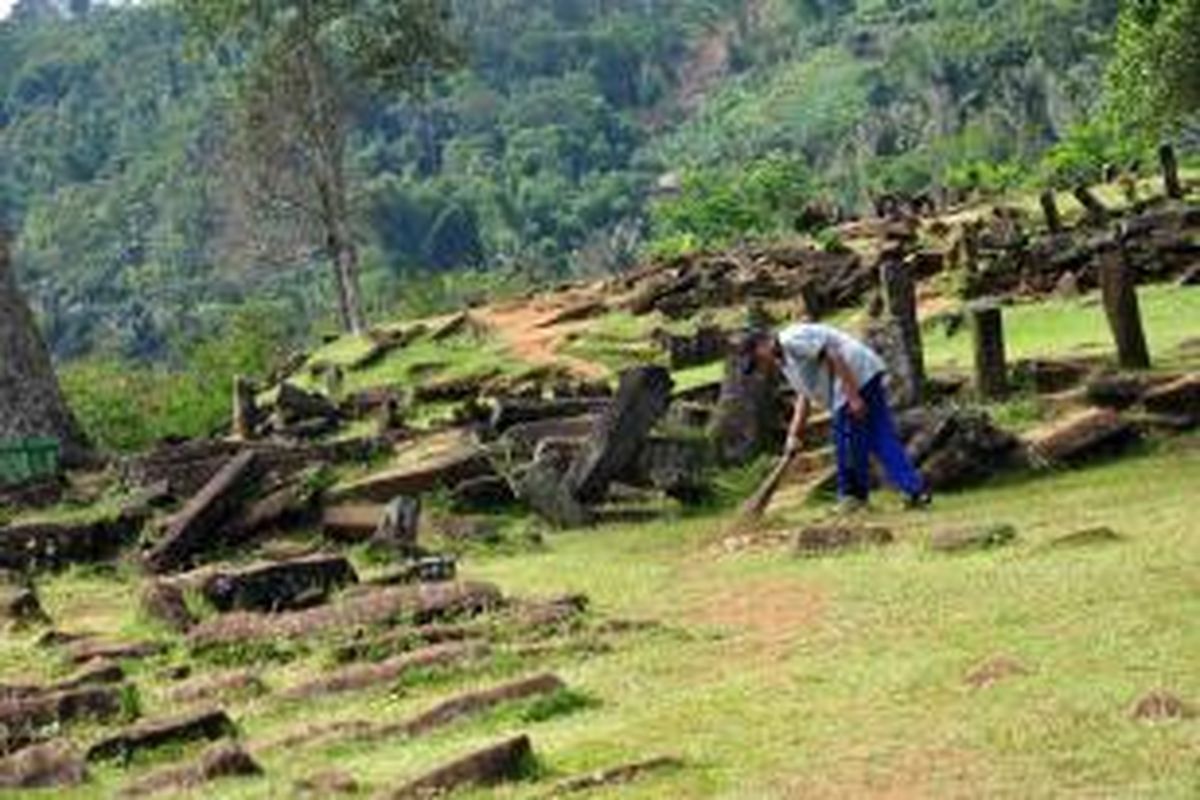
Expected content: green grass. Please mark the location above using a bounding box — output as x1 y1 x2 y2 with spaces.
460 438 1200 798
923 285 1200 374
4 282 1199 798
301 327 526 397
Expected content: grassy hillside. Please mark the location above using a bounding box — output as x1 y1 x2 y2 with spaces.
1 279 1196 797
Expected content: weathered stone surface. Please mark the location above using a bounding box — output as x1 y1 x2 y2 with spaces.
499 415 599 457
413 370 502 404
488 399 607 438
282 642 484 699
225 480 316 544
401 673 564 737
0 512 144 572
1084 374 1150 409
1047 526 1122 549
1098 243 1151 369
188 581 503 648
120 742 261 797
166 670 265 705
366 555 458 587
1141 374 1199 422
1025 409 1138 467
321 503 382 543
513 443 592 529
0 741 86 788
900 408 1021 491
710 347 785 466
231 376 261 440
654 325 727 369
567 366 674 503
371 497 422 558
0 662 125 701
627 436 710 503
0 584 48 628
121 438 384 499
87 708 236 763
1130 690 1193 722
929 523 1017 553
385 734 534 800
331 624 477 664
0 685 122 754
141 582 196 632
144 451 262 574
549 756 682 796
792 524 894 556
964 656 1028 689
512 594 589 632
295 770 359 796
450 475 516 512
328 449 494 504
275 383 338 425
174 555 359 614
65 639 166 665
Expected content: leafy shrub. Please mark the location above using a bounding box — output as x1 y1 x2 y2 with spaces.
648 153 815 254
61 304 293 453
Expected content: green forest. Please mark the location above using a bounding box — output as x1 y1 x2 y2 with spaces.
0 0 1189 365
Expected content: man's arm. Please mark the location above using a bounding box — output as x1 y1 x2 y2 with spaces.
785 393 810 456
824 349 866 419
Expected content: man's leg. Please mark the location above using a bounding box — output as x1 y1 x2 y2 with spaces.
862 378 926 498
834 403 870 501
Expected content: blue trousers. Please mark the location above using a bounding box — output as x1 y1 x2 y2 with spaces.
833 376 925 501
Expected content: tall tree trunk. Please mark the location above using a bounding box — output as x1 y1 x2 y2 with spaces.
0 231 90 466
328 224 365 335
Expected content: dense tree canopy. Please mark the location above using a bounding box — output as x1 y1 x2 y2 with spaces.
0 0 1159 361
1107 0 1200 135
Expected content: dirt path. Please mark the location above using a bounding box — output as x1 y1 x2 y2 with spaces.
474 289 610 380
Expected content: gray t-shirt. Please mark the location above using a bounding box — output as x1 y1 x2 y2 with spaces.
778 323 885 410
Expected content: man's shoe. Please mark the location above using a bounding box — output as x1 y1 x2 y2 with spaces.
835 496 868 515
904 491 933 510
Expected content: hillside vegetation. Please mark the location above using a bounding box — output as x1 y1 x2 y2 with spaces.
0 0 1135 360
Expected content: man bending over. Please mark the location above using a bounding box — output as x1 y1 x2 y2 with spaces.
740 323 931 509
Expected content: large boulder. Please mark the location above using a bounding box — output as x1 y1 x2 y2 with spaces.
514 443 592 529
900 407 1021 491
0 512 144 572
709 348 786 466
627 436 711 503
566 366 674 504
158 555 358 616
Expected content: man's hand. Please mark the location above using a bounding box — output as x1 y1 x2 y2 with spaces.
784 433 803 457
847 391 867 421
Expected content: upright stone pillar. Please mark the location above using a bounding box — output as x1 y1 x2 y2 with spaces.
231 376 259 440
1039 190 1062 234
969 301 1008 400
878 259 924 407
1159 143 1182 200
1073 186 1109 226
1098 243 1151 370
